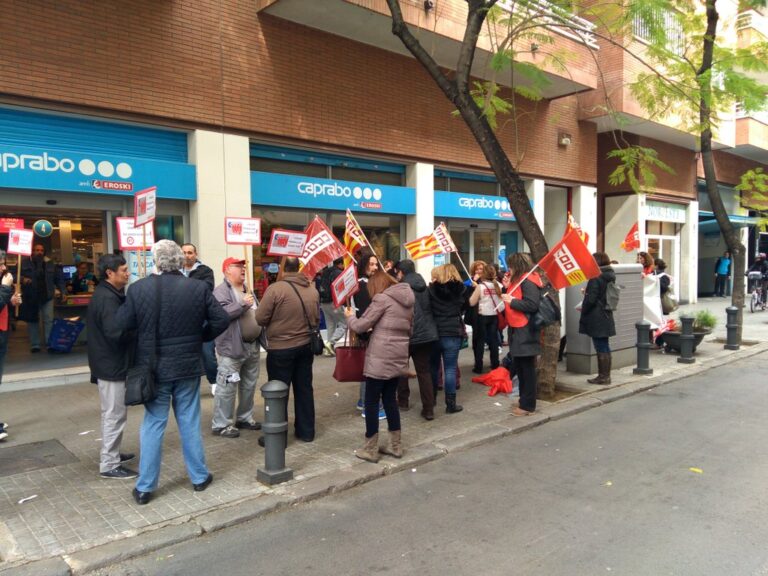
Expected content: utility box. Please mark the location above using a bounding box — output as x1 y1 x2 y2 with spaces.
566 263 644 374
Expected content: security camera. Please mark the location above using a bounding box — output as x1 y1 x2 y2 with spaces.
424 0 435 11
560 137 571 146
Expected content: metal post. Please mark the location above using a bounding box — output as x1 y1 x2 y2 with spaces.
725 306 740 350
257 380 293 485
633 320 653 375
678 316 695 364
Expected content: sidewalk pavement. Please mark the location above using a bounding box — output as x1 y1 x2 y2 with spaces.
0 297 765 575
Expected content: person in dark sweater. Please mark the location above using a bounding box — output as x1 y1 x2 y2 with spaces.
578 252 616 385
182 243 218 388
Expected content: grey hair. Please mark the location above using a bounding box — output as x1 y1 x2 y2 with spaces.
152 240 184 273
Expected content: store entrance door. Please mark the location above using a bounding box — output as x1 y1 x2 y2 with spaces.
647 235 680 282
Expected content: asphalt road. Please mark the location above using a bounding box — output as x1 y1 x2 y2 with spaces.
107 354 768 576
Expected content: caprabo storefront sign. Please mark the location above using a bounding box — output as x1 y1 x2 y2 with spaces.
0 145 196 200
435 190 517 221
251 171 416 214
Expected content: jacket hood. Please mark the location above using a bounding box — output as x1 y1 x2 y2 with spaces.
429 279 466 300
600 266 616 283
382 282 415 309
403 272 427 293
284 273 310 287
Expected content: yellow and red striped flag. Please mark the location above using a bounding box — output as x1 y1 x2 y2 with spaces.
404 232 442 260
343 209 367 267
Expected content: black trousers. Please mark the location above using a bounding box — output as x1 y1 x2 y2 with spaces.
473 315 500 371
397 342 436 412
714 274 728 296
514 355 538 412
365 377 400 438
266 343 315 441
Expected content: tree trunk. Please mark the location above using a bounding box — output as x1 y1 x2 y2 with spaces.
700 0 745 340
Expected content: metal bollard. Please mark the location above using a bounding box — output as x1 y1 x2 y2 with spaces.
633 320 653 375
724 306 740 350
677 316 695 364
257 380 293 486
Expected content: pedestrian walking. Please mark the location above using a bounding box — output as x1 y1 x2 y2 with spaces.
578 252 616 385
428 263 479 414
87 254 137 479
181 243 218 392
0 250 22 442
255 256 320 444
318 258 346 356
19 244 65 353
393 259 438 420
210 257 263 439
501 253 542 416
116 240 229 505
346 271 414 462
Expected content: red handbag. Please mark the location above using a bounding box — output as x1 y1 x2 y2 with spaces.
332 333 366 382
490 291 508 331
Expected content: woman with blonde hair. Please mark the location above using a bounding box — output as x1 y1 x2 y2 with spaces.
428 263 480 413
346 270 414 462
501 253 542 416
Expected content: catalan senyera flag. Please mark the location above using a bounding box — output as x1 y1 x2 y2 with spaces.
343 209 367 267
433 222 457 254
299 216 347 279
566 212 589 245
537 228 600 290
404 232 442 260
620 222 640 252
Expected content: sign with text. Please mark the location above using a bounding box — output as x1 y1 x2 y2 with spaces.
116 217 155 250
225 217 262 245
434 190 519 221
331 264 359 308
133 186 157 227
7 228 34 256
0 218 24 233
266 228 307 257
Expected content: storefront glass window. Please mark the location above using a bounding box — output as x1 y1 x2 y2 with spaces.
329 212 402 262
251 157 326 178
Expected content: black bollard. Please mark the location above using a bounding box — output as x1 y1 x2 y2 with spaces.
257 380 293 486
677 316 695 364
633 320 653 375
725 306 740 350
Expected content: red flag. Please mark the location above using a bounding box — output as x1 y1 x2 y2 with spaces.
566 212 589 245
299 216 346 279
620 222 640 252
537 228 600 290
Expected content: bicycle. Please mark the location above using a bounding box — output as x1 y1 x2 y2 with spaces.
747 271 766 313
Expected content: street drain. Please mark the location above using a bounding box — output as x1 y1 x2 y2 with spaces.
0 439 79 477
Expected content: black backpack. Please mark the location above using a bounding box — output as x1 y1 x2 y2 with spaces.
318 267 334 303
531 286 561 329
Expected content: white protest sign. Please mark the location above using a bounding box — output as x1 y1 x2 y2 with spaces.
133 186 157 227
331 264 359 308
116 217 155 250
7 228 34 256
225 217 262 245
266 228 307 257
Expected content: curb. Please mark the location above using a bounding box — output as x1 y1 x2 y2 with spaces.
2 341 766 575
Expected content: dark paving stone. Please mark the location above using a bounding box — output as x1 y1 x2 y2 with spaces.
0 440 79 477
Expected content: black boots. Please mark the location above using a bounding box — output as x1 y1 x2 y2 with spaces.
587 353 612 385
445 393 463 413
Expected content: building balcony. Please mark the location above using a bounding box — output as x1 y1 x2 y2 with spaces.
733 109 768 163
256 0 598 99
737 9 768 85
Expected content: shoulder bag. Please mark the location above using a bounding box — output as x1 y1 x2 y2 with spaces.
125 276 160 406
285 280 324 356
332 330 366 382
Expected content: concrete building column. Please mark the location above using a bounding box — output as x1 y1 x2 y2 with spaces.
572 185 598 253
405 162 435 279
524 179 545 252
188 130 252 284
682 201 699 304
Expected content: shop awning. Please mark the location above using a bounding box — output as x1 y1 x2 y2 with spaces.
699 211 761 233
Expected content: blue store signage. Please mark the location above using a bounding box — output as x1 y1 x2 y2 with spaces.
251 171 416 215
434 190 518 221
0 144 196 200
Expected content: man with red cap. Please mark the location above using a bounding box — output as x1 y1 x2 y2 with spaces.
210 257 263 438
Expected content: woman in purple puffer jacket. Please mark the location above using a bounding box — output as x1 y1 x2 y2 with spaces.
345 271 414 463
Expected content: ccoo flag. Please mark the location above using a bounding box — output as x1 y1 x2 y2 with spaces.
537 228 600 290
620 222 640 252
299 216 347 279
343 209 367 268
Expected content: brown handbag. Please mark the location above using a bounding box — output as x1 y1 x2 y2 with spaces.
332 332 366 382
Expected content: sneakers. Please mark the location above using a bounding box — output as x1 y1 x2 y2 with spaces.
0 422 7 442
356 399 364 411
361 406 387 420
323 340 335 356
100 466 138 479
212 426 240 438
235 420 262 430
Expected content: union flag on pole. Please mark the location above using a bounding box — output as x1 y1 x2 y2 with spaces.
537 228 600 290
620 222 640 252
299 216 346 279
343 209 367 268
433 222 457 253
404 223 457 260
566 212 589 245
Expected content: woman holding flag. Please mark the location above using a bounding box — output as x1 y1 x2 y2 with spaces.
501 253 542 416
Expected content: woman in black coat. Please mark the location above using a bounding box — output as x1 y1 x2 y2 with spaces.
579 252 616 384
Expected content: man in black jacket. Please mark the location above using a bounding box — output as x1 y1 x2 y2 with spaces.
182 243 218 388
87 254 137 479
116 240 229 505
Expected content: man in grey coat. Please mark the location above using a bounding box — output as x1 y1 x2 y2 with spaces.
211 257 263 439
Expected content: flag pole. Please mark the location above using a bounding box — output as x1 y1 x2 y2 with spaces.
453 251 472 280
14 257 22 315
347 209 385 270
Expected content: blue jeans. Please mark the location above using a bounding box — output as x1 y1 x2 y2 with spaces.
430 336 462 395
28 299 53 349
136 377 209 493
202 340 218 384
592 337 611 354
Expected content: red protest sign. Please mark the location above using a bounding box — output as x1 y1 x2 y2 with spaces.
0 218 24 233
266 228 307 257
133 186 157 227
224 217 262 245
7 228 34 256
116 217 155 250
331 264 359 308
